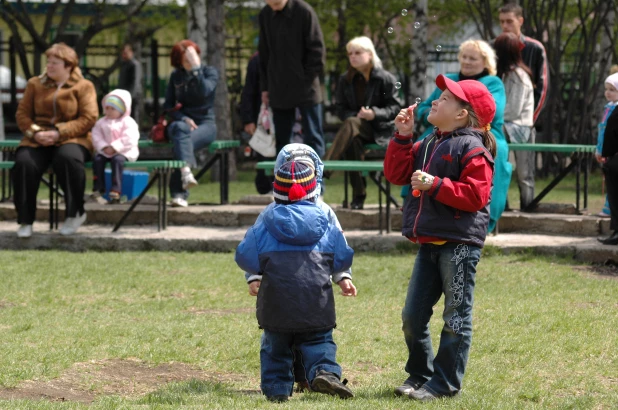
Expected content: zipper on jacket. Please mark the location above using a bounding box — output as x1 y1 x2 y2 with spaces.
412 136 451 237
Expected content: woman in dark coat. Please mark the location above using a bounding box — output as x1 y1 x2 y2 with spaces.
323 36 403 209
163 39 218 207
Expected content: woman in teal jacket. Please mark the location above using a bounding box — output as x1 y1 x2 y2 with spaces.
406 39 509 233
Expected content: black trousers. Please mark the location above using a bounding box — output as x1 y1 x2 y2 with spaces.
93 153 126 194
13 144 91 225
604 155 618 231
323 117 375 198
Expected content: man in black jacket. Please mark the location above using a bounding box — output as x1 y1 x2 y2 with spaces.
258 0 326 157
498 3 550 210
118 44 142 126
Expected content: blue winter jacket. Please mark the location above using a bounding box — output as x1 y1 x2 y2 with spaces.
235 201 354 333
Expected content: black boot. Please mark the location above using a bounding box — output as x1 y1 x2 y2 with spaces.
598 231 618 245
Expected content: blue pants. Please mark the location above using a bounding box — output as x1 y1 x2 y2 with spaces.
167 119 217 200
272 103 325 158
260 328 341 398
401 242 480 397
93 153 126 194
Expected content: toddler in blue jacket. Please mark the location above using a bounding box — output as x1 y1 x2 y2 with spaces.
235 159 356 402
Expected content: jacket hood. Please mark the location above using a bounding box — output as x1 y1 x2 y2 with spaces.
263 202 327 246
102 89 132 117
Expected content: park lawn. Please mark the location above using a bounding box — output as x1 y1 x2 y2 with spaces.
0 250 616 409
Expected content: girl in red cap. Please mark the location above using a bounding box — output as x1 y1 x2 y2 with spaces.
384 74 496 401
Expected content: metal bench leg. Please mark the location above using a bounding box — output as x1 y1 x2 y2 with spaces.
219 151 229 205
524 161 576 212
386 177 391 234
157 168 163 232
113 173 160 232
343 172 349 208
378 173 383 235
575 153 582 214
163 170 169 230
584 152 590 211
49 172 54 231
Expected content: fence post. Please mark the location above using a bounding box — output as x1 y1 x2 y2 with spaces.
9 36 17 114
151 39 159 124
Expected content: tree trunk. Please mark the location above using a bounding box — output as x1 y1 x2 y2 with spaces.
595 2 615 135
207 0 236 181
408 0 428 116
187 0 208 64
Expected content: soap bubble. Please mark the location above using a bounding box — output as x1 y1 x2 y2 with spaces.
435 45 442 52
394 82 402 89
414 22 421 29
415 97 422 104
401 9 408 16
387 27 394 34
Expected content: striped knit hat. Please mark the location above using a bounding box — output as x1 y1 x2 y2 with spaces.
273 160 317 204
105 95 126 115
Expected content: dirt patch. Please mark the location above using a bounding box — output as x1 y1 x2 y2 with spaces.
0 358 245 403
573 264 618 280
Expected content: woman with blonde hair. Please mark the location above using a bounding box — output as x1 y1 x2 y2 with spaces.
412 38 510 232
323 36 403 209
14 42 98 237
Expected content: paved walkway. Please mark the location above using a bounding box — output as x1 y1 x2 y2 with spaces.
1 220 617 264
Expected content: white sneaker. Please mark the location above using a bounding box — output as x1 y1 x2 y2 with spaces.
171 197 188 208
181 172 199 190
59 212 87 236
17 224 33 238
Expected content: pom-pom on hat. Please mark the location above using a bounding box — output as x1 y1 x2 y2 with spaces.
273 160 317 204
105 95 126 115
435 74 496 129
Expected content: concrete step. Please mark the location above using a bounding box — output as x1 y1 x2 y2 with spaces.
0 202 611 237
1 221 617 264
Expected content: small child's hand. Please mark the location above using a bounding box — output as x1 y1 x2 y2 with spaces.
394 104 417 136
411 170 434 193
595 153 606 164
248 281 260 296
337 279 357 297
103 146 116 156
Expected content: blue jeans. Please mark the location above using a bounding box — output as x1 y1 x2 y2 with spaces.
272 103 325 158
167 119 217 199
401 242 480 397
260 328 341 397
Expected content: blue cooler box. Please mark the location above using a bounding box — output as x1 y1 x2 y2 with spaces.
103 169 149 200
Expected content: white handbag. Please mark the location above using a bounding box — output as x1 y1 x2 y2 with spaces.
249 104 276 157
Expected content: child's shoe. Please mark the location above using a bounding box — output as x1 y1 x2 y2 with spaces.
266 395 288 402
408 387 439 401
88 192 108 205
394 380 423 396
108 191 121 204
310 370 353 399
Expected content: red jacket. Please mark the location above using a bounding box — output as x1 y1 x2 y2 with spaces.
384 131 494 245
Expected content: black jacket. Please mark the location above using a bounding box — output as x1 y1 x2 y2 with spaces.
118 58 142 98
335 67 403 142
258 0 325 109
602 107 618 158
240 52 261 125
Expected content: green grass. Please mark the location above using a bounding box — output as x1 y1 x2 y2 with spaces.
35 165 608 212
0 250 616 409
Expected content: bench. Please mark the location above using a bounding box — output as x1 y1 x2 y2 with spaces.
0 138 240 232
0 139 240 205
256 160 394 234
508 143 595 213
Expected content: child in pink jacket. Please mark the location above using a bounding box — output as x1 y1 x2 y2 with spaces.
91 89 140 203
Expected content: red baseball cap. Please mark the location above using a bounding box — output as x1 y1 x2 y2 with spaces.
435 74 496 129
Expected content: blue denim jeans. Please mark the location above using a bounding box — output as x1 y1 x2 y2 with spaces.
401 242 480 397
260 328 341 397
167 119 217 199
272 103 325 158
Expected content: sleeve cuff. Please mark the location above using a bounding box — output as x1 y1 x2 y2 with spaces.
427 176 442 196
246 274 262 283
394 132 414 143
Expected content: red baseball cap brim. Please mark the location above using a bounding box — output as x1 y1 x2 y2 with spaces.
436 74 469 103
